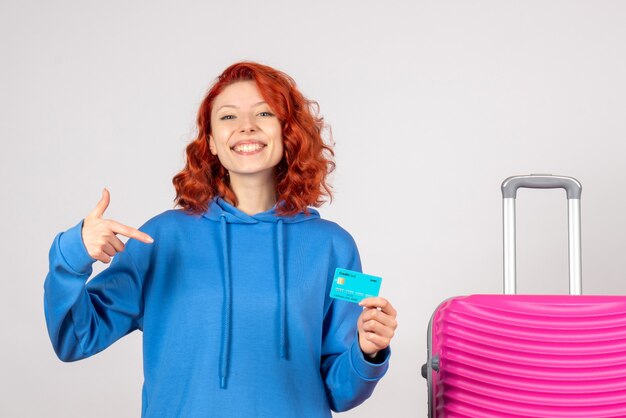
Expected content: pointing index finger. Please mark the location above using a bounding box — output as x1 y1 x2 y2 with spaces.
109 220 154 244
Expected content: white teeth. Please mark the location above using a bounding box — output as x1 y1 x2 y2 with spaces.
233 143 264 153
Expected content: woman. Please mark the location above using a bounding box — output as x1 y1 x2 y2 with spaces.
44 61 397 417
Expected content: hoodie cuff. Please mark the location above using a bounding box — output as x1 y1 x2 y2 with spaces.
349 331 390 381
58 219 96 274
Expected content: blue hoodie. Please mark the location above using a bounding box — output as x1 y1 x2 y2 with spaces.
44 197 390 417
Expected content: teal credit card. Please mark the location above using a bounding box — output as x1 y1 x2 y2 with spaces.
329 268 382 303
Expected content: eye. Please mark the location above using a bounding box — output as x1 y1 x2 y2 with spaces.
220 114 235 121
258 111 274 117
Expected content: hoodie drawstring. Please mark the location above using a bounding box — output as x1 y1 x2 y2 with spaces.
219 215 232 389
217 212 289 389
277 219 287 359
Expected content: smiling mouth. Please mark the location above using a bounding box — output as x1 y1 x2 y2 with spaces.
231 142 266 154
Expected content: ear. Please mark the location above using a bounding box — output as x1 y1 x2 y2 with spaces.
208 135 217 155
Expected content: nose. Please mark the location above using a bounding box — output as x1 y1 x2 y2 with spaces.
239 113 257 133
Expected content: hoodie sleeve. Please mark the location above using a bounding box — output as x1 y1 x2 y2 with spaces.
43 219 147 362
320 235 391 412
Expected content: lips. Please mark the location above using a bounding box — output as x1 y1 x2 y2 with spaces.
230 140 267 154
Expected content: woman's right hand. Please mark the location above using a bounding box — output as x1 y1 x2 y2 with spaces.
82 188 154 263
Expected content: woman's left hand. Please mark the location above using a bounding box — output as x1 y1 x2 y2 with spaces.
357 297 398 358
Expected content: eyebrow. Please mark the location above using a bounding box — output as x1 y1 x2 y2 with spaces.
216 101 267 112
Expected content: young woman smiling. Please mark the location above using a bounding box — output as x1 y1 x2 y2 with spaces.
44 61 397 417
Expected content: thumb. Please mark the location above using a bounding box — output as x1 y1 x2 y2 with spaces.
89 187 110 219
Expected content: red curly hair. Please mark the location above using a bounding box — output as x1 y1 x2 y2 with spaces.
173 61 335 217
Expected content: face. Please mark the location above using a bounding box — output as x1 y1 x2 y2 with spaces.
209 80 284 180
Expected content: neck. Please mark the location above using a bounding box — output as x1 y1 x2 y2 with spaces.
227 170 277 215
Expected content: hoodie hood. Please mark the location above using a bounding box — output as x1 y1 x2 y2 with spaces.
203 196 320 224
203 196 319 388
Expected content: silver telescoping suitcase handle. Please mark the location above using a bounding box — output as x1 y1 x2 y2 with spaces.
501 174 583 295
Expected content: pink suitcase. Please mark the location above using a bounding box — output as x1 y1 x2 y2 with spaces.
422 175 626 417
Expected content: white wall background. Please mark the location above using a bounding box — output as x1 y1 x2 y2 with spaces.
2 0 626 416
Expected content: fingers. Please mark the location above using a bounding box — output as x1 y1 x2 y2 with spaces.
83 218 151 256
357 297 398 355
86 188 153 243
359 297 397 318
107 234 126 253
361 331 392 351
109 220 154 243
89 233 125 261
361 318 395 339
88 188 111 219
360 306 398 330
359 306 397 341
81 188 154 264
102 242 118 258
90 243 113 264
